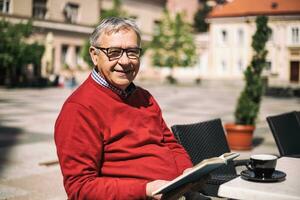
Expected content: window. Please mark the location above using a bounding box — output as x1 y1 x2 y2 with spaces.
64 3 79 23
61 45 68 65
292 27 299 44
221 60 227 71
217 59 227 74
268 28 274 41
0 0 10 13
221 30 228 43
75 46 81 66
32 0 47 19
237 29 244 45
265 61 272 71
238 59 243 72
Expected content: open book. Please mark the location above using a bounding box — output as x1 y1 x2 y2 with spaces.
152 152 240 196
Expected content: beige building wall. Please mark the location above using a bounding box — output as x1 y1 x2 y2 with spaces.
166 0 199 23
123 1 164 37
101 0 167 80
208 18 253 79
267 18 300 85
4 0 206 82
101 0 205 81
208 16 300 85
48 0 100 26
101 0 166 41
1 0 100 81
10 0 32 17
9 0 99 25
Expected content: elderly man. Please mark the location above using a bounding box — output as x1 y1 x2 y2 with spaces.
55 17 200 200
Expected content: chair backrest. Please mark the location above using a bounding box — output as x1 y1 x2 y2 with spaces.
295 111 300 123
171 118 236 175
266 111 300 157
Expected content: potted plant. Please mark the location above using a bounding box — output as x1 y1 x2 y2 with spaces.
225 16 272 150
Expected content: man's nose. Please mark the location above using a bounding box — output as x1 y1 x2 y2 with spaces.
118 51 130 65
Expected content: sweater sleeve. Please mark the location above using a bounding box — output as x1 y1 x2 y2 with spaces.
157 108 193 172
54 103 148 200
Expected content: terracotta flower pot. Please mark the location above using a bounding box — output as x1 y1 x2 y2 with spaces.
224 123 255 150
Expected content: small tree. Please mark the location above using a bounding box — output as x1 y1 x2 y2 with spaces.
100 0 127 20
81 40 94 67
234 16 272 125
194 3 211 32
0 19 44 87
150 10 197 83
81 0 127 67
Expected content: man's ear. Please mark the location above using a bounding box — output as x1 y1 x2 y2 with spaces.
89 47 99 66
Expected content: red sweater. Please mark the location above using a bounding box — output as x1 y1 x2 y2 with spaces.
54 75 192 200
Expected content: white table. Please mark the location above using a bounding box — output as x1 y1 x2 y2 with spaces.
218 157 300 200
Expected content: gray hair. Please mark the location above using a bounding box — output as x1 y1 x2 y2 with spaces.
89 17 141 47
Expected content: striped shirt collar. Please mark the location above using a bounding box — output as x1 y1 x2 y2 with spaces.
91 68 136 98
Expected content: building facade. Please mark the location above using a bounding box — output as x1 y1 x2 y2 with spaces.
207 0 300 85
101 0 166 41
100 0 167 79
0 0 100 81
1 0 172 83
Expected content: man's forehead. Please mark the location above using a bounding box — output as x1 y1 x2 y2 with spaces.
105 26 132 34
97 28 138 45
100 27 134 38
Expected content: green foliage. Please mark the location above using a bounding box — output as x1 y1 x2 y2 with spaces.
0 19 45 86
234 16 272 125
100 0 127 20
81 40 94 67
140 40 150 57
194 4 211 32
150 10 197 69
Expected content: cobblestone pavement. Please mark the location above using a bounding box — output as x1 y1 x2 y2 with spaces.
0 79 299 199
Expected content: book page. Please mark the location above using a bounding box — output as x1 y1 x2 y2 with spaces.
220 152 240 164
152 152 239 195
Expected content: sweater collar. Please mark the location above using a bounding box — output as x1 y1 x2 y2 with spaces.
91 68 136 98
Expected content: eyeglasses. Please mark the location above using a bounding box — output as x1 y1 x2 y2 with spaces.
93 46 142 61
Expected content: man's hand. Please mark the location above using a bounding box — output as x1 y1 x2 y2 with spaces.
146 173 210 200
161 174 210 200
146 180 170 200
188 174 210 192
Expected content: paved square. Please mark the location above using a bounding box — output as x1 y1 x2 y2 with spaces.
0 79 299 199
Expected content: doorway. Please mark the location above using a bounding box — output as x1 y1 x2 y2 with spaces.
290 61 300 82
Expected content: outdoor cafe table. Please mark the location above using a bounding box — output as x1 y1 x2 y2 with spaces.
218 157 300 200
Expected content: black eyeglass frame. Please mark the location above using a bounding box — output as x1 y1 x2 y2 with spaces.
93 46 142 61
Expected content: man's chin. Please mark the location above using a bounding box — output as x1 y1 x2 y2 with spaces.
112 80 131 90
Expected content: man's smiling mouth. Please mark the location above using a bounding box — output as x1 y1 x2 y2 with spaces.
114 69 132 74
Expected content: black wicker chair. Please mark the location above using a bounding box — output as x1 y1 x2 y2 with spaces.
266 111 300 158
295 111 300 123
171 118 247 197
